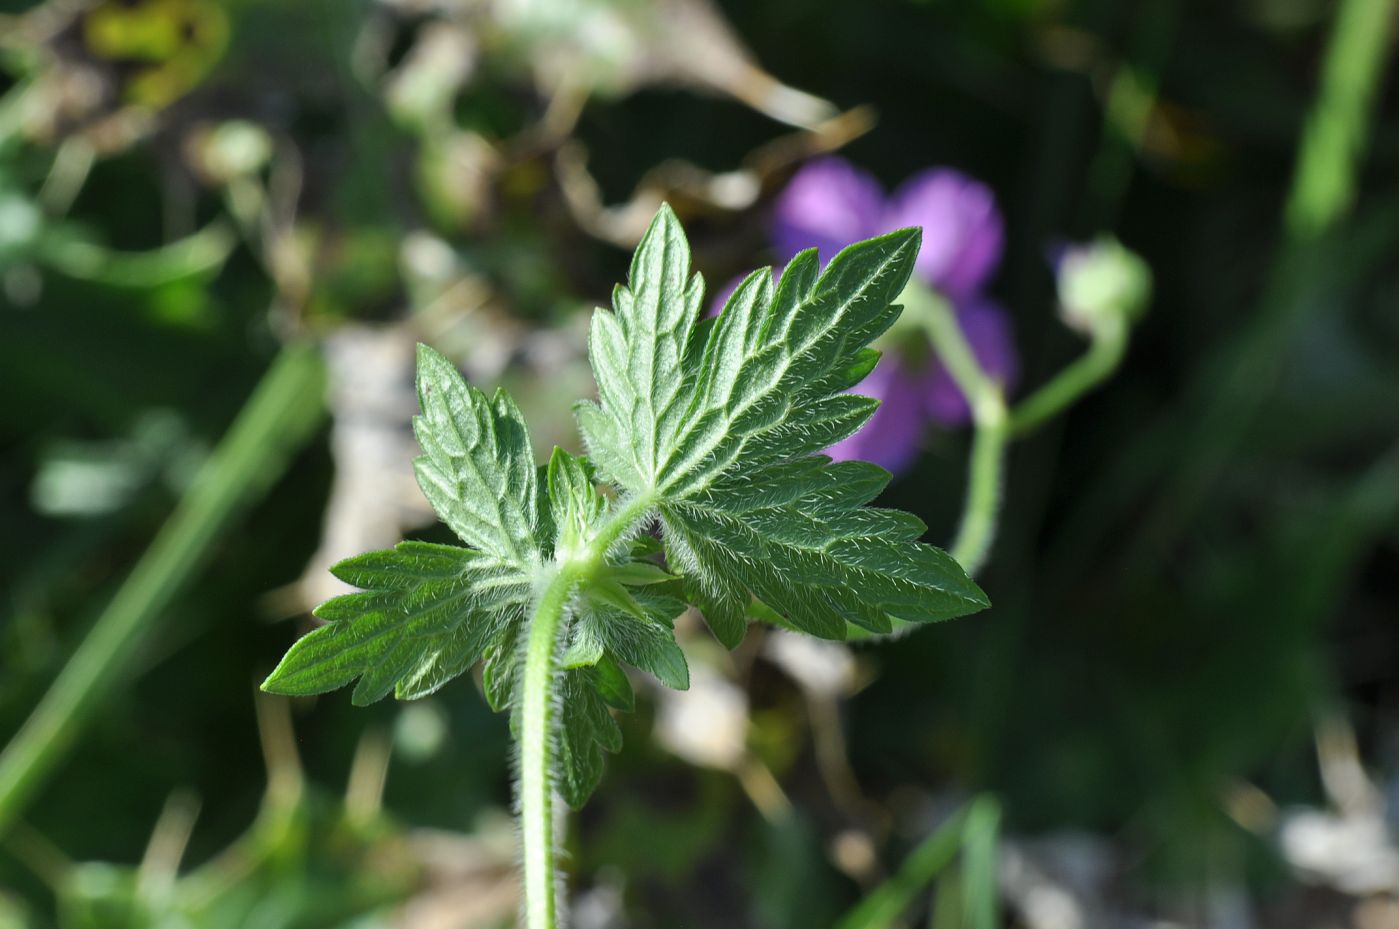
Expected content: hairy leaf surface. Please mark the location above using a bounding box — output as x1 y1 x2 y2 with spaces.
579 205 988 645
264 347 547 706
266 204 992 814
261 541 531 705
413 344 542 570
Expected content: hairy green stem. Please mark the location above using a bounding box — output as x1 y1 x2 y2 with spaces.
1009 318 1127 437
518 492 655 929
0 344 325 836
909 289 1006 576
519 566 573 929
910 282 1132 574
950 397 1008 577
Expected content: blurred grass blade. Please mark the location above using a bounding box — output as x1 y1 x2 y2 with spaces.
1141 0 1393 547
0 343 325 836
1285 0 1394 238
1068 0 1395 568
960 796 1001 929
833 806 968 929
928 866 960 929
39 222 237 288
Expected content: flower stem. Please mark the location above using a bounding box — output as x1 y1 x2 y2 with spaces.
907 287 1007 576
909 282 1132 574
517 492 655 929
949 395 1008 576
1008 318 1126 437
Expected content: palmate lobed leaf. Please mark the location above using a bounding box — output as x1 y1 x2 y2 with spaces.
262 354 684 805
579 205 988 646
264 203 989 809
261 540 532 705
263 347 548 707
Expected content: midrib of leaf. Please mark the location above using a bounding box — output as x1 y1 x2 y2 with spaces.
619 209 698 487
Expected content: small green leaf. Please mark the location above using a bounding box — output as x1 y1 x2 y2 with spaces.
482 624 522 713
561 620 605 669
566 589 689 691
413 344 542 569
266 352 549 711
584 578 649 621
547 446 604 557
591 655 635 712
556 667 624 808
261 541 531 705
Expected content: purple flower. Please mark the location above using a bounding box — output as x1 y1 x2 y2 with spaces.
883 170 1003 300
770 158 886 262
765 156 1017 473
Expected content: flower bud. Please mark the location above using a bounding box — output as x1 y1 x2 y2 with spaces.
1055 236 1151 336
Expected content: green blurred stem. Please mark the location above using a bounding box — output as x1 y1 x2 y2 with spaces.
518 492 655 929
960 796 1002 929
1008 317 1128 437
1120 0 1393 560
833 806 969 929
1285 0 1393 238
39 222 237 288
952 404 1008 577
0 344 325 837
911 292 1007 576
912 280 1131 574
835 796 1001 929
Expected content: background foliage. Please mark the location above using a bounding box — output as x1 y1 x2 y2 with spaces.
1 0 1397 926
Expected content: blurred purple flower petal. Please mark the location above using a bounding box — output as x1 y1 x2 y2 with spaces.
883 169 1003 298
923 297 1018 426
826 356 928 475
770 157 884 261
757 159 1015 474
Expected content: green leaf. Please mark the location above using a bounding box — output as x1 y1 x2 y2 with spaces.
482 622 523 713
576 205 704 494
413 344 542 569
606 561 677 585
591 654 635 712
580 205 989 645
546 446 605 558
266 348 553 709
261 541 532 705
666 461 984 638
556 667 624 809
267 204 993 826
566 589 690 690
